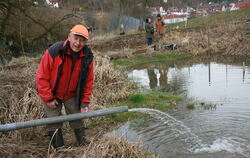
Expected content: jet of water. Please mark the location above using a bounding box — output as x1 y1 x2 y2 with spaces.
129 108 205 151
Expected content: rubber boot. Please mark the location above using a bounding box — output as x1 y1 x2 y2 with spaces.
74 128 90 146
48 128 64 149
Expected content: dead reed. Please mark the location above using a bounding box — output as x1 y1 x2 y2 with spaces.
163 23 250 56
92 56 133 105
0 56 141 158
82 135 157 158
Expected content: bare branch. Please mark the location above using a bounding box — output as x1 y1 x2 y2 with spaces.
31 13 79 42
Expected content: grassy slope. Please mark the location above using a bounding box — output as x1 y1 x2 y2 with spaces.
154 8 248 37
167 7 250 30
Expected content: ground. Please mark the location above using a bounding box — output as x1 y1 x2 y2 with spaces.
0 15 249 158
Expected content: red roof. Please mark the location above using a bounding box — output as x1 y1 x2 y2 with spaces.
235 1 250 8
163 14 187 19
163 13 202 19
147 6 161 12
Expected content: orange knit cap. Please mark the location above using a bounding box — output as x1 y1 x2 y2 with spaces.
70 24 89 39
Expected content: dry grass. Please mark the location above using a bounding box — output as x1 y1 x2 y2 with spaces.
0 55 132 125
0 138 48 158
92 56 133 105
0 135 157 158
82 136 157 158
0 61 44 140
161 23 250 56
0 56 146 158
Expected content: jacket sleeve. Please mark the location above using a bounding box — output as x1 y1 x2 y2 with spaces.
81 60 94 104
145 24 150 33
36 50 55 103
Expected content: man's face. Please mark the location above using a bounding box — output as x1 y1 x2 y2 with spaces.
68 33 87 52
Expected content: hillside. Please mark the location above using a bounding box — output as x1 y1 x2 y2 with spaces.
0 6 249 158
90 7 250 59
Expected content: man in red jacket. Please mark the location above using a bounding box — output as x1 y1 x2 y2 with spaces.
36 24 94 149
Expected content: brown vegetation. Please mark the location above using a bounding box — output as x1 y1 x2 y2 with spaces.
1 5 249 157
163 23 250 57
82 136 157 158
89 22 250 60
92 56 133 105
0 56 149 158
91 33 146 52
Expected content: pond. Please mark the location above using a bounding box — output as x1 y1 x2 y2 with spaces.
111 57 250 158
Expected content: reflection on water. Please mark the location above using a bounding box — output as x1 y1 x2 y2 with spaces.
147 68 169 89
129 61 250 102
123 60 250 158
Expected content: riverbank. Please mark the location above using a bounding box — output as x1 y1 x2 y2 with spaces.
0 56 158 158
0 48 188 158
0 49 193 158
1 8 249 158
90 8 249 60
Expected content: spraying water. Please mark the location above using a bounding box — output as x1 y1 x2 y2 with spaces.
129 108 205 151
127 108 249 158
125 60 250 158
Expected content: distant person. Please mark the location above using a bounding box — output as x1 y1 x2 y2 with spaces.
145 17 154 46
155 14 165 50
36 24 94 149
120 23 125 35
155 14 165 37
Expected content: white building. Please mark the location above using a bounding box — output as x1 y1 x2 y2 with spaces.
45 0 59 8
163 14 188 24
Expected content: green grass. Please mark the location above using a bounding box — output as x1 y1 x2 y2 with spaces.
121 93 183 111
89 111 149 128
99 93 183 126
167 7 250 31
176 89 187 94
128 94 147 105
108 112 149 122
89 118 107 127
201 102 217 110
114 53 191 68
186 103 195 109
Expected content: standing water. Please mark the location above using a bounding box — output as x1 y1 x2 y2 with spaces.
111 59 250 158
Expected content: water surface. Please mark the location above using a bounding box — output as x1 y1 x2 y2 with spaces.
112 59 250 158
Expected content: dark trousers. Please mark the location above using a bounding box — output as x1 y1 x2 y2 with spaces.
147 38 153 45
44 97 84 131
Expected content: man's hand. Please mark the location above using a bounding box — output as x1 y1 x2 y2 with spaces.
46 99 58 109
80 104 89 113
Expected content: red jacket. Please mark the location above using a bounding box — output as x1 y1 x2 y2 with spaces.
36 40 94 105
156 18 165 35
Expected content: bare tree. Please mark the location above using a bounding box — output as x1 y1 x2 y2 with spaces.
0 0 83 56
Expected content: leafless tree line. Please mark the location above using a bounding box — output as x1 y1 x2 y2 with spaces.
0 0 83 58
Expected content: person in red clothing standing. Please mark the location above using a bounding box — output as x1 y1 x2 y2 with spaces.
155 14 165 37
36 24 94 149
155 14 165 50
